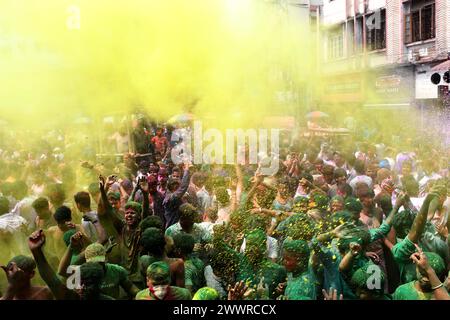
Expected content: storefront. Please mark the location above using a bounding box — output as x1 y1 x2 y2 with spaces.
364 64 415 110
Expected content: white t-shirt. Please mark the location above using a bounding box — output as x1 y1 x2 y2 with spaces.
204 265 227 299
81 211 99 242
240 235 279 260
216 205 231 224
349 175 373 190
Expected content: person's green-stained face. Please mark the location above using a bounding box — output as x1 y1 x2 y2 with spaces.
125 208 139 227
246 239 266 264
282 251 307 273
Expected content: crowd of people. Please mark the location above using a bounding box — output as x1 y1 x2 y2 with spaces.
0 116 449 300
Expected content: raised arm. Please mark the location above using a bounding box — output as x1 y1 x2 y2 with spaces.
129 178 141 203
369 193 405 242
139 177 151 219
411 245 450 300
172 163 191 199
98 175 123 233
234 164 243 208
242 174 264 207
408 193 437 243
339 243 362 273
58 245 75 277
28 230 76 300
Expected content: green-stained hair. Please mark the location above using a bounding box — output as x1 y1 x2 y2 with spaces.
147 261 170 285
193 287 220 300
351 263 385 296
125 201 142 214
282 238 310 257
424 252 446 278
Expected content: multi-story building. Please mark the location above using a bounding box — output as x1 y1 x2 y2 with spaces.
319 0 450 110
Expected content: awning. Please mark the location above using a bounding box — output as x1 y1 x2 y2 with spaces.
431 60 450 72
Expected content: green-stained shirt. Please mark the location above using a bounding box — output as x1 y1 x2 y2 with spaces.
284 270 317 300
237 257 287 300
135 287 192 300
393 281 434 300
392 236 418 284
185 257 205 293
165 223 211 244
100 263 130 299
369 222 392 242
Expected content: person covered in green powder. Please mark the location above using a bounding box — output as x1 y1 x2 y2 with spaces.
277 238 316 300
237 229 286 300
27 230 114 300
350 263 391 300
82 243 139 299
165 203 211 247
135 261 191 300
393 246 449 300
192 287 219 300
391 189 445 283
139 227 185 288
98 175 150 286
172 233 205 294
329 196 345 214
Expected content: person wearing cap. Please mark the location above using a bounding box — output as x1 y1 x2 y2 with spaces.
0 255 53 300
84 243 139 299
135 261 191 300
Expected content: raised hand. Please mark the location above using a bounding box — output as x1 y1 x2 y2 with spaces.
394 192 408 208
410 244 430 273
1 262 27 287
256 277 269 298
70 231 84 248
28 230 46 252
227 280 249 300
182 161 192 171
435 221 448 239
139 177 149 193
349 242 362 257
365 252 381 264
275 282 287 295
107 175 117 187
99 175 106 189
322 287 343 300
333 222 352 239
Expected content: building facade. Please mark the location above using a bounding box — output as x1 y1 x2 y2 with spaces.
319 0 450 109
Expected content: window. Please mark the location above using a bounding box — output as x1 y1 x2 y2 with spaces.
366 9 386 51
328 31 344 60
405 3 435 44
355 16 364 53
412 11 421 42
347 20 355 56
404 14 411 43
421 4 434 40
